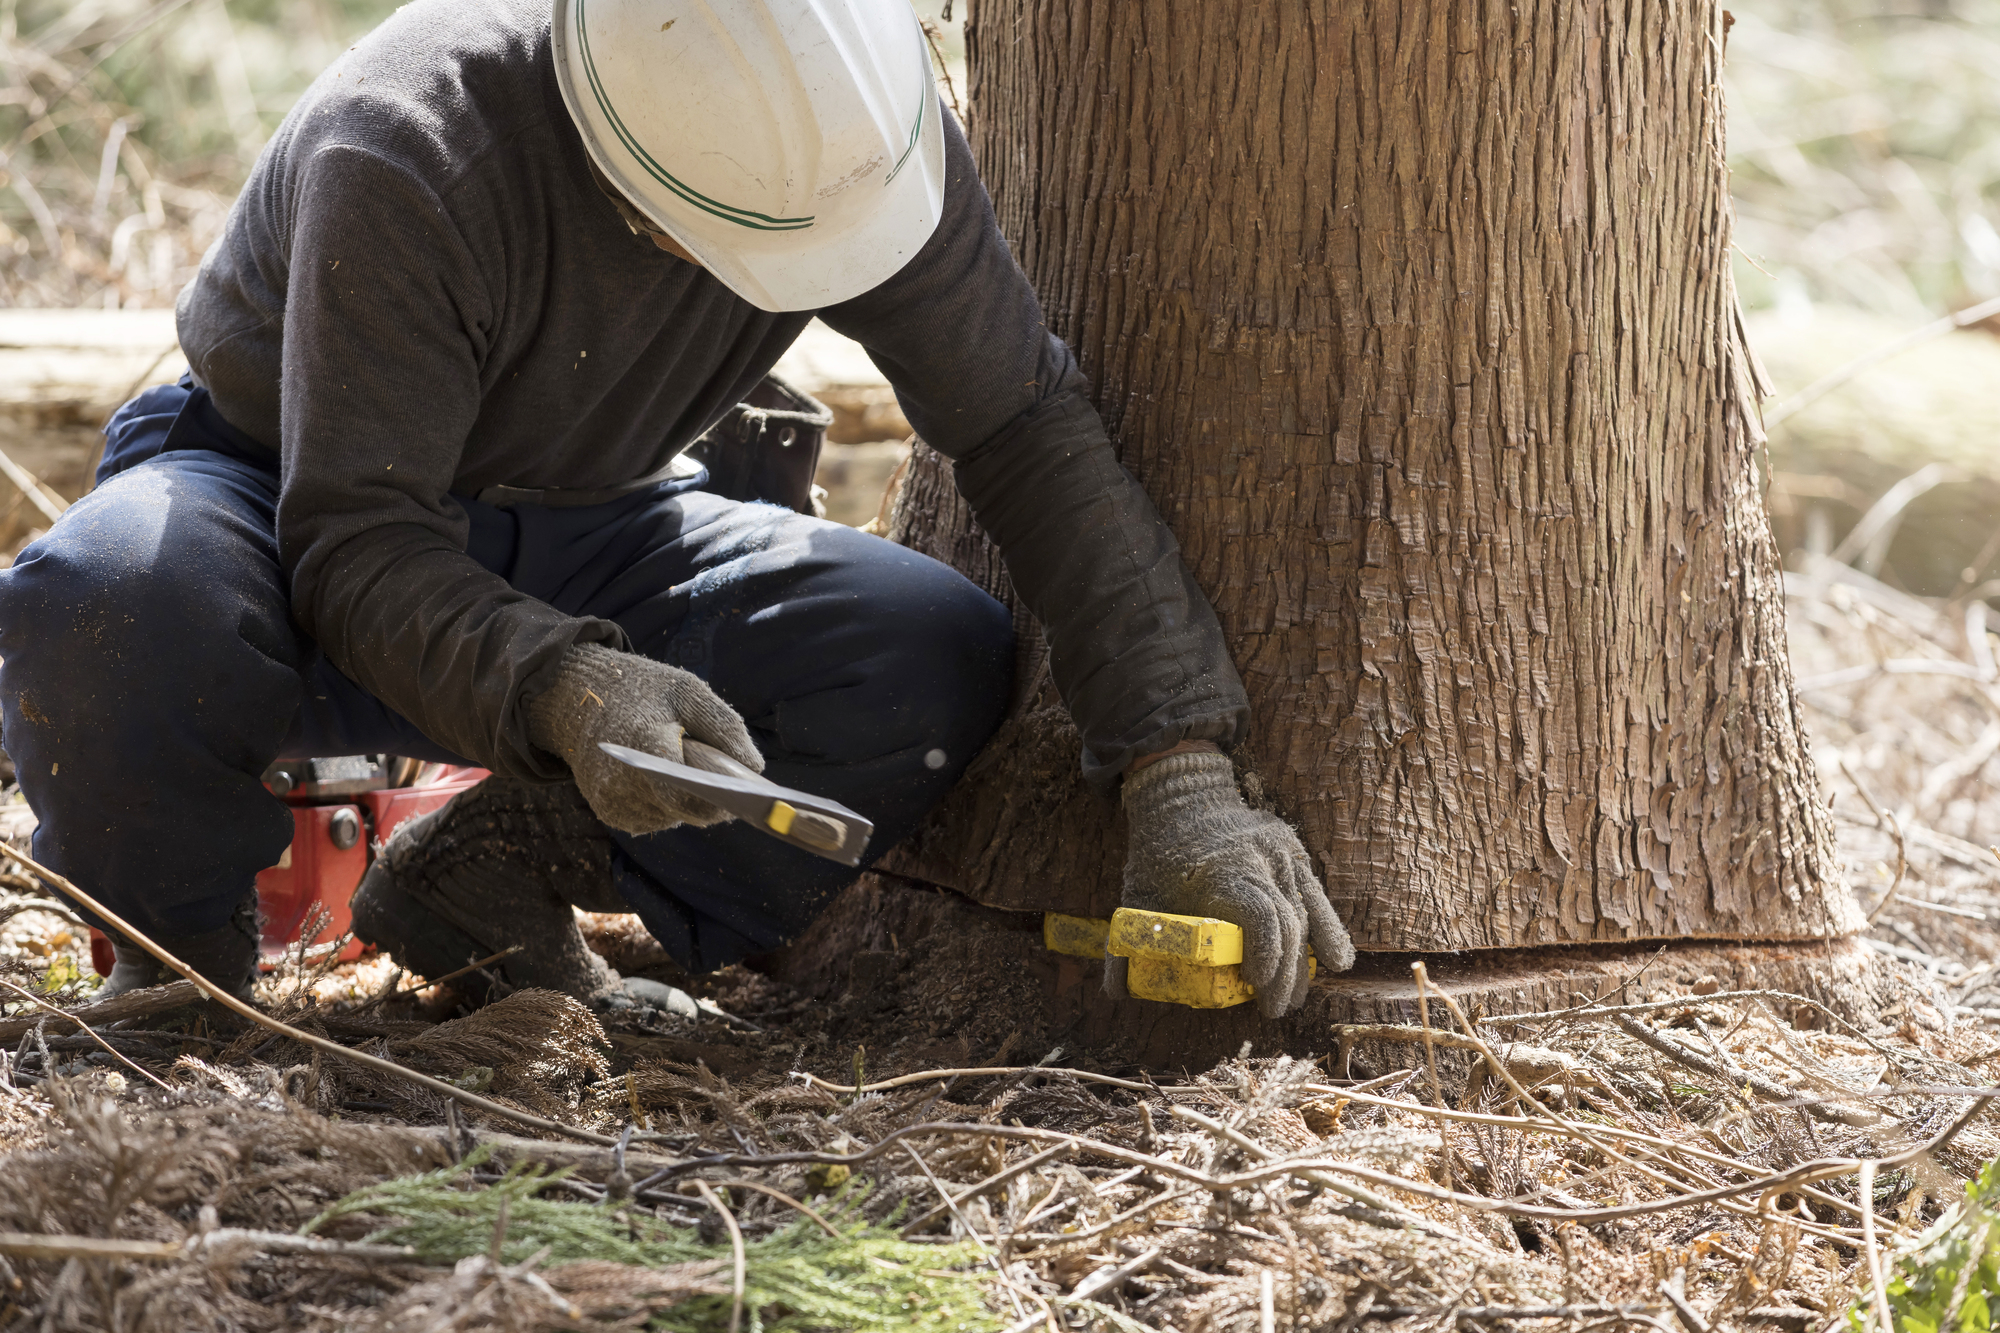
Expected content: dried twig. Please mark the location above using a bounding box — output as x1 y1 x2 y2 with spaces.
692 1180 746 1333
1009 1188 1204 1253
0 842 629 1148
1424 974 1801 1232
1766 295 2000 427
1858 1159 1894 1333
0 978 200 1044
698 1179 836 1239
390 946 524 999
0 445 66 526
1487 988 1937 1076
1842 757 1911 927
1332 1023 1485 1054
897 1141 1042 1329
1408 960 1472 1195
652 1099 1995 1227
1073 1246 1163 1305
1661 1268 1711 1333
1411 961 1452 1111
0 1228 415 1262
1167 1103 1471 1245
0 977 169 1091
795 1065 1157 1095
902 1141 1074 1235
1364 1304 1665 1321
1612 1014 1879 1127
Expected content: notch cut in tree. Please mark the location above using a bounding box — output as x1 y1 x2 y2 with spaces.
883 0 1862 951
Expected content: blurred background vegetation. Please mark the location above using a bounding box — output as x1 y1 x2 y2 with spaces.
0 0 1993 590
0 0 961 308
0 0 395 308
1721 0 2000 600
1728 0 2000 318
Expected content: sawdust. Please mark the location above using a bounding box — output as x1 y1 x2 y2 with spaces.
747 875 1062 1068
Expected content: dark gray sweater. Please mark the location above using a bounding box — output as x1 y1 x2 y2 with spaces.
177 0 1246 788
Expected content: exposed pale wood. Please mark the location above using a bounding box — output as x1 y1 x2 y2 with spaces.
0 309 185 420
0 313 912 554
1765 295 2000 428
883 0 1857 950
0 309 186 554
1751 305 2000 596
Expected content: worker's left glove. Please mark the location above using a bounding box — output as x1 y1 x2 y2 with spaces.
1112 751 1354 1018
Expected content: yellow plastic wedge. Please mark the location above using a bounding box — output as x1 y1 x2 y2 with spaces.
1107 908 1244 966
1125 955 1256 1008
1040 909 1314 1010
1042 912 1111 958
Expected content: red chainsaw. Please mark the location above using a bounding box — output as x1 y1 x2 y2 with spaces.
88 756 489 975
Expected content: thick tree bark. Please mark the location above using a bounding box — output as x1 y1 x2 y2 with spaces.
884 0 1861 950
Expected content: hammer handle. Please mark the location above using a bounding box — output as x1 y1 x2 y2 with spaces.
682 738 763 784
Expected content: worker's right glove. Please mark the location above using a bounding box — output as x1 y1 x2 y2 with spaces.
1112 751 1355 1018
526 643 764 836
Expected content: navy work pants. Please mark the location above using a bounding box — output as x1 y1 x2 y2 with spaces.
0 381 1012 970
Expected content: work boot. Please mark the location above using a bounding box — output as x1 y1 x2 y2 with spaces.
350 776 694 1015
96 899 260 1002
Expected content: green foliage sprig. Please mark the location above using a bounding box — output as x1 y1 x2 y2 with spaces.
306 1150 1001 1332
1849 1159 2000 1333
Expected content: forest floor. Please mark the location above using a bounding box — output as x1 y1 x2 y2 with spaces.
0 554 1994 1332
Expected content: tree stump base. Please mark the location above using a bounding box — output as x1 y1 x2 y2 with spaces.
763 874 1903 1074
1055 934 1900 1073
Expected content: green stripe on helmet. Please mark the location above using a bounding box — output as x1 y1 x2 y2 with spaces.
576 0 816 232
884 19 927 187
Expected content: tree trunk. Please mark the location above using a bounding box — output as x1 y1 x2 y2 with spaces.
884 0 1862 951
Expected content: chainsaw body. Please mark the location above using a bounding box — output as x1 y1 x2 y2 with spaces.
88 756 488 975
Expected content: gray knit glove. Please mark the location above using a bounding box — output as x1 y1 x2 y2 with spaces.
1113 751 1355 1018
526 643 763 835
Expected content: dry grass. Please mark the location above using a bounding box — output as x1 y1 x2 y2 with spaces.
1726 0 2000 321
1 3 1996 1330
5 0 1984 321
0 610 1995 1333
0 486 1996 1330
0 0 392 309
0 953 1988 1330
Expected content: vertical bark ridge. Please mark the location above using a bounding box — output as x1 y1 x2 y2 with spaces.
885 0 1857 948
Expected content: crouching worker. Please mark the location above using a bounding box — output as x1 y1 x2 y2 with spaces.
0 0 1353 1017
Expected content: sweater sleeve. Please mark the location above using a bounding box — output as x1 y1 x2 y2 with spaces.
274 145 626 778
821 109 1249 788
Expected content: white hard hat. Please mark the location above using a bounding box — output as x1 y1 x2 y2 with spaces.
552 0 946 313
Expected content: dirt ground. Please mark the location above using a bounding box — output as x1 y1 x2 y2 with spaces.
0 537 1993 1331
